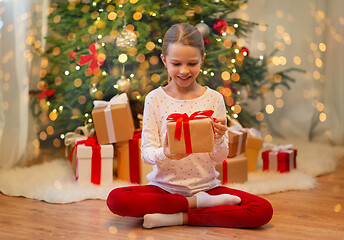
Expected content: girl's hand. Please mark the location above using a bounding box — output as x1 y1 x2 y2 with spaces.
213 118 227 139
163 132 190 160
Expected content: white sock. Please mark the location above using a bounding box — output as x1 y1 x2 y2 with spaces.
143 212 183 229
195 191 241 208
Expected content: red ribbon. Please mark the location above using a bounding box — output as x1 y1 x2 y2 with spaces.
129 131 142 184
69 51 76 60
222 160 228 184
77 43 104 75
70 135 102 185
37 89 55 100
166 110 214 154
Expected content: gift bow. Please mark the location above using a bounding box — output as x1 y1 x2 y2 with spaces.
228 124 262 138
64 124 95 157
64 124 94 147
166 110 214 154
93 93 128 109
70 135 102 185
264 143 293 152
37 89 55 100
78 43 104 75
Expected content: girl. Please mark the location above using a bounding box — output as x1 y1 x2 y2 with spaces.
107 23 273 228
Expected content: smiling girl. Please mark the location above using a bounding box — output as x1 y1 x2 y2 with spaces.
107 23 273 229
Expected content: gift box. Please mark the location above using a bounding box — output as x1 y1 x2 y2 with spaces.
245 135 263 172
116 131 153 184
92 93 135 145
71 136 114 185
215 154 248 184
262 148 297 173
227 129 247 158
166 111 215 155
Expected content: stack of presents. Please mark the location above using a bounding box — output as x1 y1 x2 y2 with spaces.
66 93 297 186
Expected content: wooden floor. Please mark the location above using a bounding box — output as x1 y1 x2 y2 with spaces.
0 154 343 240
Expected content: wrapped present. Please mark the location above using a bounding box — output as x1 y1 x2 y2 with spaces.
216 154 248 184
70 136 114 185
261 145 297 173
92 93 134 145
245 136 263 172
166 110 215 155
227 128 247 158
116 131 153 184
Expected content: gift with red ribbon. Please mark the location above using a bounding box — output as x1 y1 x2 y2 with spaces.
215 154 248 184
166 110 215 154
227 128 248 158
261 145 297 173
70 135 113 185
92 93 135 145
116 131 153 184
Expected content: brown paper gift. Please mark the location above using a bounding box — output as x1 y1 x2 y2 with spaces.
245 136 263 172
167 118 214 155
116 132 153 184
227 129 248 157
216 154 248 184
92 94 134 145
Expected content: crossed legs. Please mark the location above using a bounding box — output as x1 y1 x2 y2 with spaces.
106 185 273 228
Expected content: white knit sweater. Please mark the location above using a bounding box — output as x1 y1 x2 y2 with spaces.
141 86 229 197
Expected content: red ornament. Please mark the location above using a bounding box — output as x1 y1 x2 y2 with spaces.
204 38 210 45
240 47 250 56
212 18 228 35
78 43 104 75
69 51 76 60
37 85 55 100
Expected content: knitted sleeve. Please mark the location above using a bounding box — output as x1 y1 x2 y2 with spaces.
140 92 167 165
209 93 229 163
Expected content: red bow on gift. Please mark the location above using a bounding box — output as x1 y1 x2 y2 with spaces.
78 43 104 75
166 110 214 154
70 135 102 185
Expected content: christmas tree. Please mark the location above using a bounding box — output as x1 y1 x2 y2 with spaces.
32 0 300 148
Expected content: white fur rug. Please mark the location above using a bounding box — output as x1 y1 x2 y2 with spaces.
0 139 343 204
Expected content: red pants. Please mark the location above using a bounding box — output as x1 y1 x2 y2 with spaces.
107 185 273 228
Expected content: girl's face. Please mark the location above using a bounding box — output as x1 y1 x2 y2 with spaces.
161 43 205 89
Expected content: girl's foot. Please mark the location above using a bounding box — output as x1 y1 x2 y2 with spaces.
143 212 183 229
195 191 241 208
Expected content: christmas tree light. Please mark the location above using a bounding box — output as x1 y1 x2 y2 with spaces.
31 0 302 147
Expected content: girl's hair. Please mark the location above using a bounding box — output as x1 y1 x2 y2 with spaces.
162 23 205 57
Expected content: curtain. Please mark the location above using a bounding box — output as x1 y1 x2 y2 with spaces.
0 0 49 168
240 0 344 145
